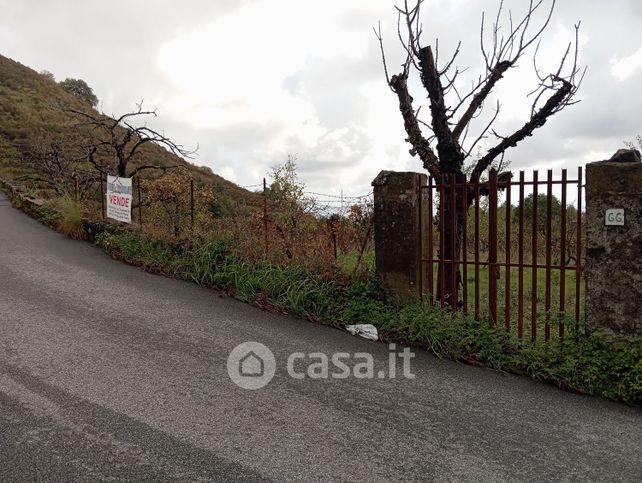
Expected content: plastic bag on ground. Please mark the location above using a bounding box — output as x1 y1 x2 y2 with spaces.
345 324 379 341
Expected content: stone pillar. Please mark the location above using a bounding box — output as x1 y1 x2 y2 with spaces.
586 149 642 342
372 171 428 304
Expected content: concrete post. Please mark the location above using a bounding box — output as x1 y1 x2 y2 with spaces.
372 171 428 304
586 149 642 342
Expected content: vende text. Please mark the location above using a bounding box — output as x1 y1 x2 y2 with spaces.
109 195 130 208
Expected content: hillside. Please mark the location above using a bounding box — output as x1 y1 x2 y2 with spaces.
0 53 261 207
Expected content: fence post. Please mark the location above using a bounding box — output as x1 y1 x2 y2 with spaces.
329 215 339 260
137 177 143 227
488 169 498 326
190 178 195 229
100 172 105 220
586 149 642 343
263 177 268 254
372 171 428 304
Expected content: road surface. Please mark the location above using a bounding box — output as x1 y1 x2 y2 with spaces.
0 191 640 482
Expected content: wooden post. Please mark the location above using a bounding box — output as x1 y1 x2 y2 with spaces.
100 173 105 220
263 178 268 254
137 177 143 227
190 179 195 229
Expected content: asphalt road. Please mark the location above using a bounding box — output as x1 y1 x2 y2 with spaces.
0 190 641 482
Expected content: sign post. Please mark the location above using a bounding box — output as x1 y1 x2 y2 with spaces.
106 175 133 223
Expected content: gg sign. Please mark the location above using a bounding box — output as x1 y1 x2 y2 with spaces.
605 208 624 226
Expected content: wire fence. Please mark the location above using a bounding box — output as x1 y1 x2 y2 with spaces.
97 173 375 273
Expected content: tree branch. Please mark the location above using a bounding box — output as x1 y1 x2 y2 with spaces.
389 73 440 176
471 79 573 181
129 164 179 178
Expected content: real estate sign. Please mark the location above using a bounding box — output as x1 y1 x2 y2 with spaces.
106 175 132 223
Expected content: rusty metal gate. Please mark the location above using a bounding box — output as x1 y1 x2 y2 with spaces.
418 168 585 344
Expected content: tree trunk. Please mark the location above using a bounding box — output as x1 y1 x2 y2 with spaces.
437 173 465 308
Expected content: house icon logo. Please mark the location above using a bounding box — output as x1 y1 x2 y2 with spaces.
227 342 276 390
239 351 264 377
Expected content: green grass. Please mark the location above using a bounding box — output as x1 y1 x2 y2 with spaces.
435 264 585 344
340 249 585 344
337 248 375 275
94 230 642 405
55 196 83 238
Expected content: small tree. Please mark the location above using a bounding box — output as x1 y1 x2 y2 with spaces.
266 155 306 207
40 70 55 82
144 167 214 237
520 193 561 234
376 0 584 305
18 138 98 200
59 78 99 107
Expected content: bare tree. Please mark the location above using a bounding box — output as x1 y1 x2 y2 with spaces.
18 138 99 200
376 0 584 305
67 101 197 178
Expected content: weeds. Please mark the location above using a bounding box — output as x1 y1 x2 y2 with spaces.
95 230 642 405
55 196 83 239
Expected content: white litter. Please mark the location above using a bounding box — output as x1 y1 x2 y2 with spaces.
345 324 379 341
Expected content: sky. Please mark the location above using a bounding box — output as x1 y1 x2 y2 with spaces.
0 0 641 197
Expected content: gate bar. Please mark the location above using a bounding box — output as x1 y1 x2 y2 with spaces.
461 176 468 314
518 171 525 340
428 177 434 304
575 167 583 336
559 169 567 341
439 175 446 309
474 179 480 320
531 170 539 344
504 174 512 331
488 169 498 326
450 175 457 310
545 170 553 342
417 174 424 301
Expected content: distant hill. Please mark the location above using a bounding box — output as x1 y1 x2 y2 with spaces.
0 53 261 207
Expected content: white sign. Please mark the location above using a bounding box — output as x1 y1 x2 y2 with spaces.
106 175 133 223
605 208 624 226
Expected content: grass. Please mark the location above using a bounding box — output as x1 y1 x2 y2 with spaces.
93 230 642 405
337 248 375 275
455 265 584 344
55 196 84 239
340 248 584 344
0 52 263 208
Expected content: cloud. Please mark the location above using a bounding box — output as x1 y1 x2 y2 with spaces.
611 47 642 81
0 0 641 196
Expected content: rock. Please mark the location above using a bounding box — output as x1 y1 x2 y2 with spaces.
609 149 641 164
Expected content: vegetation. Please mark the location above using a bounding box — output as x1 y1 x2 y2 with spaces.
55 196 84 239
0 53 639 405
376 0 584 307
92 229 641 405
0 54 261 209
58 78 98 107
625 134 642 152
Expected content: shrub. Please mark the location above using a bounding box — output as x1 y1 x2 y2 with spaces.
55 196 83 239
